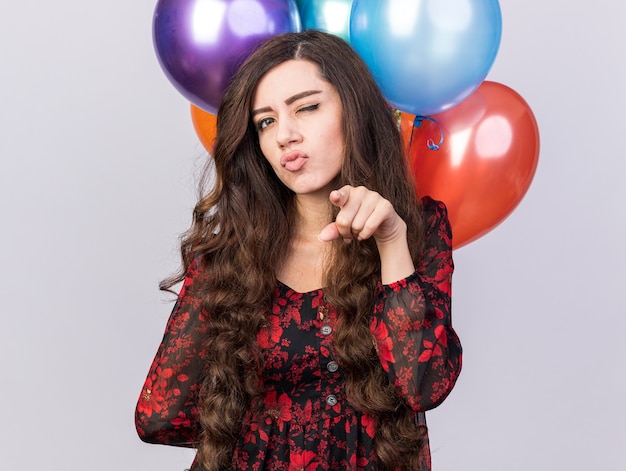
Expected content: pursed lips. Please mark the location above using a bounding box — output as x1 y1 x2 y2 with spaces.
280 150 308 172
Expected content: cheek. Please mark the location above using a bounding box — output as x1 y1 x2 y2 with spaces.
257 135 274 163
329 116 345 148
260 148 283 177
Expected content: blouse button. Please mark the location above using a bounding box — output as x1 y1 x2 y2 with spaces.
320 325 332 336
325 394 338 406
326 361 339 373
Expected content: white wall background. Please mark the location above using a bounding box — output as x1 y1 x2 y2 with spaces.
1 1 624 469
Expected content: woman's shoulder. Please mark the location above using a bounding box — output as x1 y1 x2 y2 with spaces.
417 195 452 252
419 195 449 221
419 195 446 211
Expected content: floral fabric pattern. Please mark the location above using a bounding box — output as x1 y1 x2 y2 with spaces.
135 197 462 470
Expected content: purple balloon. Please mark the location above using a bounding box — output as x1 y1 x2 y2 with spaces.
153 0 301 113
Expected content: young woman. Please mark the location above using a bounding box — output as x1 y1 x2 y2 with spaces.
136 30 462 471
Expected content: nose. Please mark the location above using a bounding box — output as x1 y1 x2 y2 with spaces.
275 116 302 148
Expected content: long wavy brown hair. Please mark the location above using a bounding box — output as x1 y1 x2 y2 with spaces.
162 30 427 470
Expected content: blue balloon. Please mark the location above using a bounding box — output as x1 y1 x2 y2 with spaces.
297 0 353 43
350 0 502 116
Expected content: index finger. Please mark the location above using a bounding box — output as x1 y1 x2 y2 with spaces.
329 186 350 208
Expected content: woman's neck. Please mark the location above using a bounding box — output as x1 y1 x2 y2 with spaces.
293 193 333 240
275 193 333 293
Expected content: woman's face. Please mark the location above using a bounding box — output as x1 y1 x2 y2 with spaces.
251 59 345 199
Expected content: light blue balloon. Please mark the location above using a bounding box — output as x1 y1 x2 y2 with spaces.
298 0 353 43
350 0 502 116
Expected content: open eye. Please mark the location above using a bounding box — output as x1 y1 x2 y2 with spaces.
255 116 275 132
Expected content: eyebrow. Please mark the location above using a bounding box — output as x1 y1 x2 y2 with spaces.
251 89 322 117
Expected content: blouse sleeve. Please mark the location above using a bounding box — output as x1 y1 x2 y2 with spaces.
370 197 462 412
135 258 208 447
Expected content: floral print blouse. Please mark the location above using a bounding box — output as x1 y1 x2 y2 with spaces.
135 197 462 470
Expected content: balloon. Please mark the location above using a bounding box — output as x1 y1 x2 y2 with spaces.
297 0 353 43
407 81 540 249
351 0 502 116
153 0 301 114
190 104 218 152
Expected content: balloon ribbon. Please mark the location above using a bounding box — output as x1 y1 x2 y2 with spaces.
411 116 444 151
